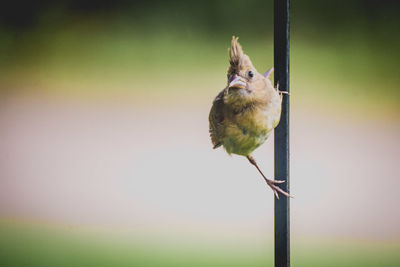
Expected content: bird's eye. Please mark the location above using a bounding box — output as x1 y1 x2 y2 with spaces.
248 71 254 78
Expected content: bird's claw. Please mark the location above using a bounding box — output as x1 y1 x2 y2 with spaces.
246 155 292 199
267 180 293 199
275 83 290 96
279 90 290 96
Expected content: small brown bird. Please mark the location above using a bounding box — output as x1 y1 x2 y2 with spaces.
209 36 290 198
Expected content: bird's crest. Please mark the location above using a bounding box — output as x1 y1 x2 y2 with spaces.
229 36 244 68
228 36 253 72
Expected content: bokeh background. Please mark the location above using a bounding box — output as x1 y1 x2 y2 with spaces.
1 0 399 266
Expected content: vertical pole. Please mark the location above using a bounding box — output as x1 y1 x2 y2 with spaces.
274 0 290 266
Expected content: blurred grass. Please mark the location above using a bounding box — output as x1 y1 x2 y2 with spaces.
0 18 399 119
1 221 399 267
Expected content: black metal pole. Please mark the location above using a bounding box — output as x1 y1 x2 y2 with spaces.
274 0 290 266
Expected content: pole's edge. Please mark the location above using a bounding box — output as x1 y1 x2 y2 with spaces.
273 0 290 266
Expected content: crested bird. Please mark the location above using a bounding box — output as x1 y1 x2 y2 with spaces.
209 36 290 198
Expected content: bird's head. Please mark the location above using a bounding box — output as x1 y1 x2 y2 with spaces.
225 36 272 108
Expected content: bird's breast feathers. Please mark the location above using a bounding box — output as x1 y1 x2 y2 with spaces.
222 102 281 156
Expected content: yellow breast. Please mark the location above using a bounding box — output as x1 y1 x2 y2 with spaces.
222 94 282 156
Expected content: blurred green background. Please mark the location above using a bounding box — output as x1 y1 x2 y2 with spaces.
0 1 399 266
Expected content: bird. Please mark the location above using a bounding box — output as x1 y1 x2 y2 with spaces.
208 36 290 198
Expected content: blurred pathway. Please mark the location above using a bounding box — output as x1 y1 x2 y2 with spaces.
0 94 399 241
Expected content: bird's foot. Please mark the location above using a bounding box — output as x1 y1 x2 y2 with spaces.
275 82 290 96
246 155 293 199
279 90 290 96
265 179 292 199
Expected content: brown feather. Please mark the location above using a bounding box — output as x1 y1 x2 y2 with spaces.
209 90 225 148
227 36 255 76
229 36 244 68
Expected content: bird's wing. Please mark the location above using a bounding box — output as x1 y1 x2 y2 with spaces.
209 90 225 149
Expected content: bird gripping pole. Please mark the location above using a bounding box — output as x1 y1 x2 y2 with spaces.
274 0 290 266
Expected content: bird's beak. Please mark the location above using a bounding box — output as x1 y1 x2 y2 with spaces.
228 75 247 90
